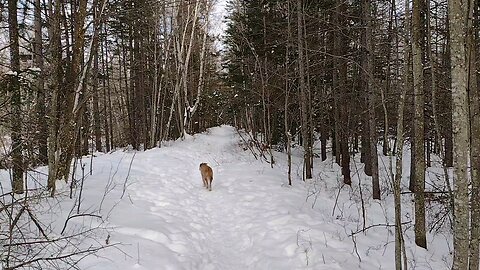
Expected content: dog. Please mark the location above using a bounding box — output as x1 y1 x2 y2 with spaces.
199 163 214 191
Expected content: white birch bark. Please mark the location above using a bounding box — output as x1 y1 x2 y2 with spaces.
449 0 471 268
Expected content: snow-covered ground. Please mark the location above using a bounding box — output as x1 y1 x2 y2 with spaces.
1 125 453 269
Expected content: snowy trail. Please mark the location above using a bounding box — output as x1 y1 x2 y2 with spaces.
122 127 267 269
71 125 448 270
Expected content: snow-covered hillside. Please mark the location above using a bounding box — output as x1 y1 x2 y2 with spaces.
2 126 452 269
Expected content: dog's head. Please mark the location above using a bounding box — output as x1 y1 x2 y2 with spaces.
199 163 207 169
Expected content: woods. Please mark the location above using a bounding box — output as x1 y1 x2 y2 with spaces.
222 0 478 268
0 0 479 268
1 0 219 192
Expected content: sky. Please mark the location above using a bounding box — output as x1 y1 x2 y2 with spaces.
210 0 229 51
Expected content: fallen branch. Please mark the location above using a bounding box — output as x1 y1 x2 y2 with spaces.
332 183 345 217
121 152 136 199
61 213 103 235
349 221 412 237
25 207 48 239
3 244 116 270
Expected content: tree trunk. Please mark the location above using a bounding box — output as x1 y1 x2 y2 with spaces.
320 32 328 162
394 34 407 270
8 0 24 194
187 0 210 133
332 31 341 166
297 0 312 179
469 3 480 269
47 0 62 195
383 2 394 157
365 0 379 197
34 0 48 165
412 0 426 249
261 10 274 167
363 116 372 175
92 0 102 152
285 1 292 185
445 18 454 168
338 0 350 185
107 70 114 150
393 82 407 270
394 0 408 267
450 0 471 268
104 47 112 152
468 18 480 270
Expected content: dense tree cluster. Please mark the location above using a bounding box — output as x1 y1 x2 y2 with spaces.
0 0 222 195
0 0 479 268
222 0 479 269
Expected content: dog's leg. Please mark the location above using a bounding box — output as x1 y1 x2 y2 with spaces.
208 178 212 191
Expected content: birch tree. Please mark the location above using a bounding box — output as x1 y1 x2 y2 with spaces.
467 2 479 269
184 0 211 134
393 0 410 268
449 0 471 267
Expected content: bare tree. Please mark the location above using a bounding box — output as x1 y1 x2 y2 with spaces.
393 0 410 268
364 0 378 195
46 0 62 195
449 0 471 268
91 0 102 153
7 0 24 194
412 0 426 249
467 1 480 269
338 0 351 185
285 0 292 185
297 0 312 179
34 0 47 165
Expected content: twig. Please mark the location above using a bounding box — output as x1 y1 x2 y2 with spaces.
121 152 136 199
25 206 49 239
60 213 103 235
400 190 450 195
4 226 103 247
351 231 362 262
137 242 141 265
77 162 86 214
99 154 125 211
235 128 258 160
352 156 366 231
90 152 94 176
9 205 26 231
332 183 345 216
349 221 412 237
3 244 115 270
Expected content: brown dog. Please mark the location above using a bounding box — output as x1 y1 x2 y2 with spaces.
199 163 214 191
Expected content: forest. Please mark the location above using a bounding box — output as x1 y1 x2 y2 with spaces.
0 0 479 269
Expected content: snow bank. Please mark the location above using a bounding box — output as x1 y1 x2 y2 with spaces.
1 125 452 269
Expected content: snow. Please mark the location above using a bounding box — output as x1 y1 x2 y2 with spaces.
1 126 453 269
4 70 18 76
28 67 42 72
210 0 228 51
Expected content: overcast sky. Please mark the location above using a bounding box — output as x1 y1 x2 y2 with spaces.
210 0 228 51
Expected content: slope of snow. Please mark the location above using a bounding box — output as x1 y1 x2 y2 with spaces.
1 125 452 269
